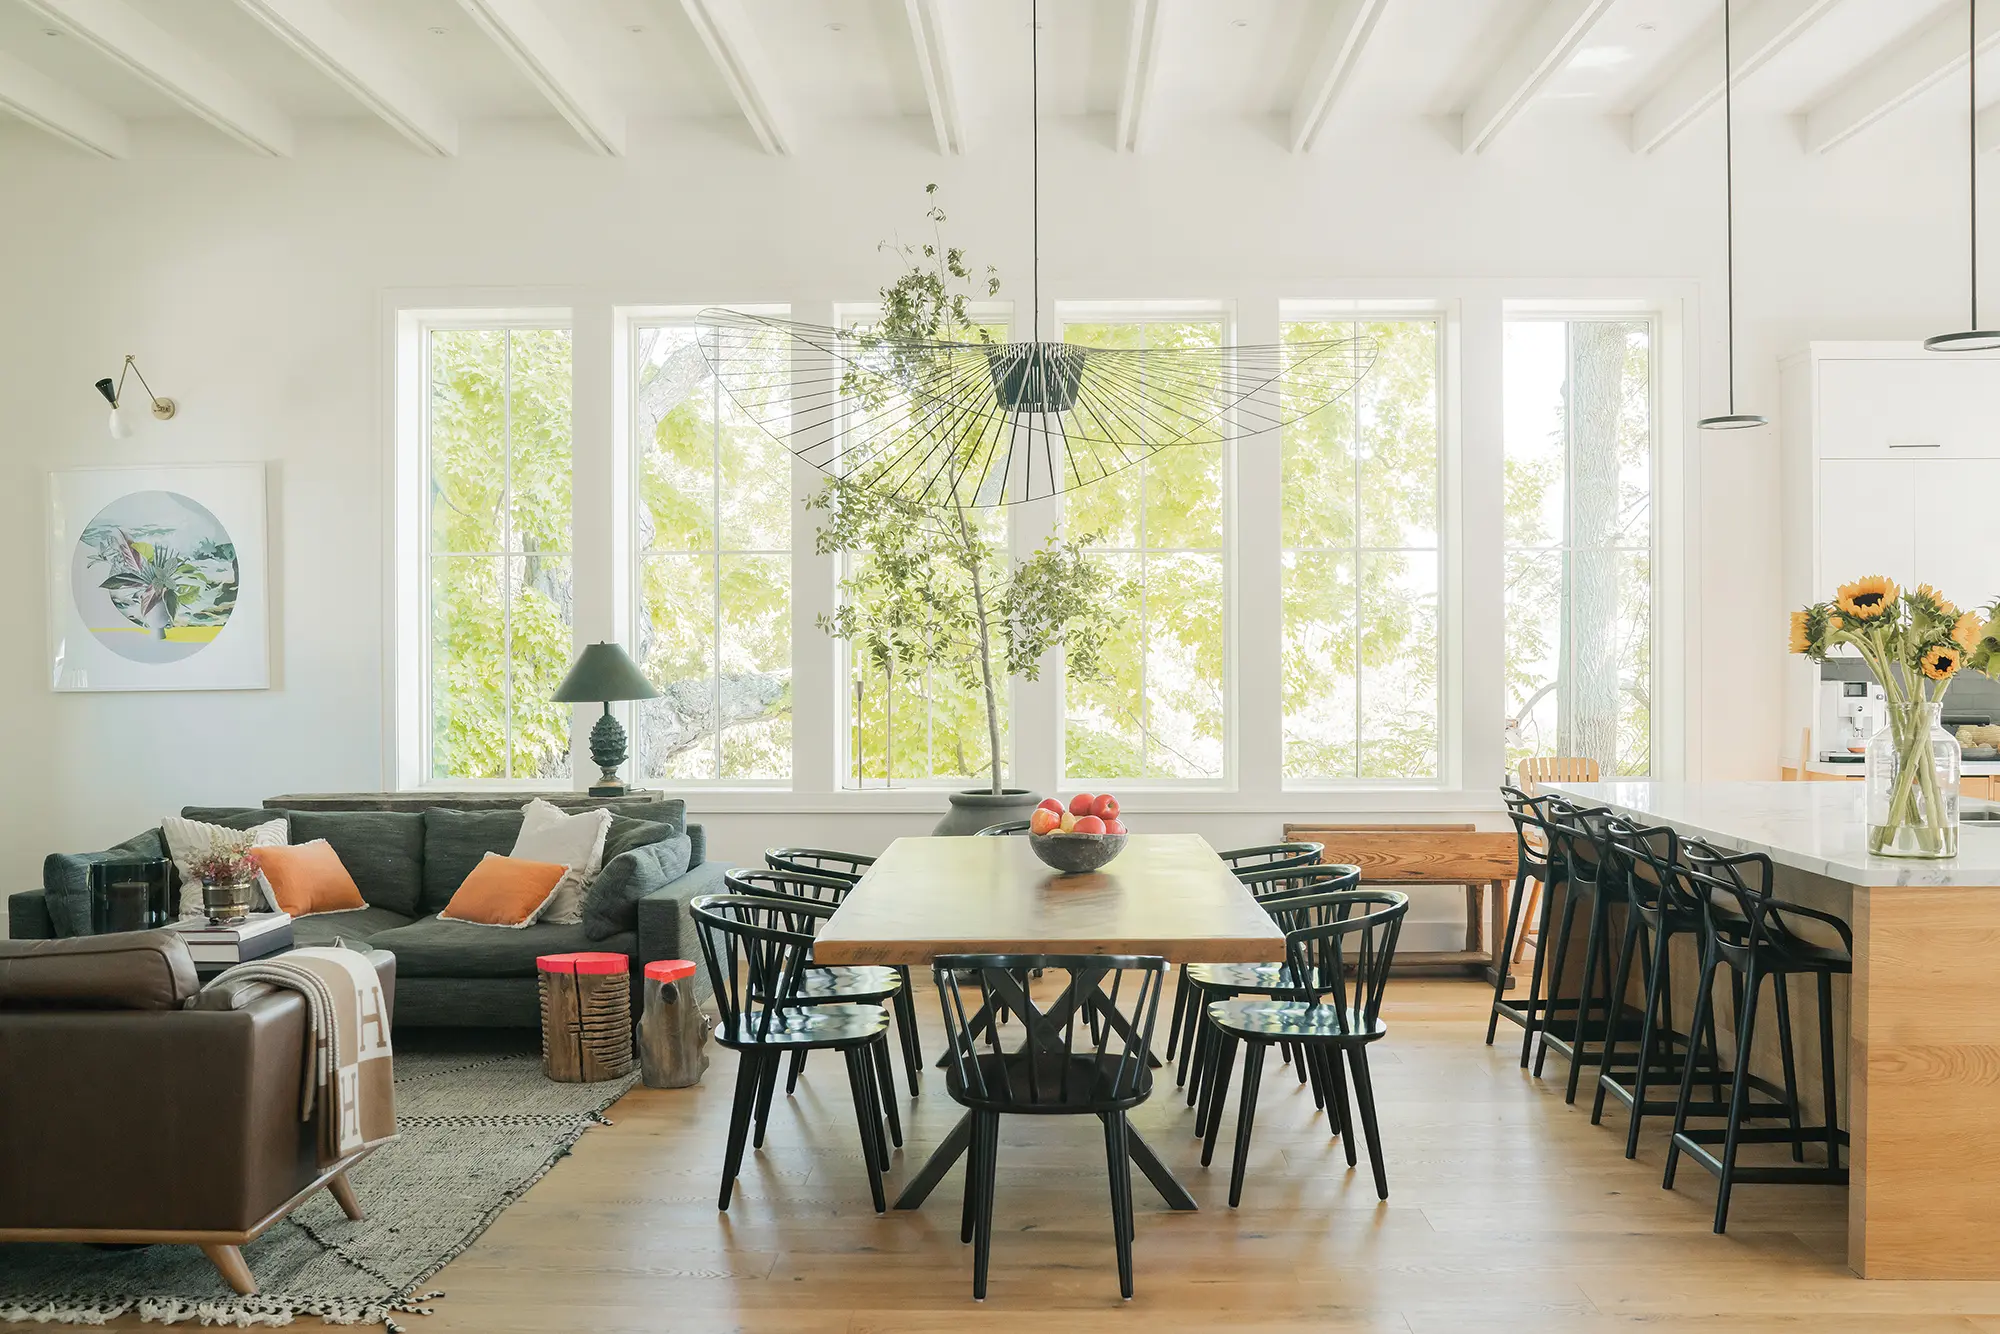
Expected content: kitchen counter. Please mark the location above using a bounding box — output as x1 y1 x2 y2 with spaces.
1542 780 2000 1280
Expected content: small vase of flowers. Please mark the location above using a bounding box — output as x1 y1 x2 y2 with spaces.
1790 577 1983 858
189 843 262 923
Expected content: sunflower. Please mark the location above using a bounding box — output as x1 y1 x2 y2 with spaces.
1921 642 1962 681
1836 575 1898 621
1914 583 1961 619
1955 611 1985 652
1788 609 1812 655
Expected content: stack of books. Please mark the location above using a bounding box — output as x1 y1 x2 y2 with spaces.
170 912 294 966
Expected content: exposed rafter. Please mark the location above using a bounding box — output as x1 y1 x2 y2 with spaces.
679 0 793 156
0 48 127 158
1630 0 1836 154
20 0 292 156
1289 0 1386 153
904 0 965 156
456 0 624 155
234 0 456 156
1803 1 2000 154
1458 0 1616 154
1116 0 1165 153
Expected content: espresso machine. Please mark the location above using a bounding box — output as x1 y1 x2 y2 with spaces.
1817 678 1885 762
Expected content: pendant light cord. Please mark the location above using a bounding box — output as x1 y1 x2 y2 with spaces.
1031 0 1041 340
1724 0 1738 415
1973 0 1981 331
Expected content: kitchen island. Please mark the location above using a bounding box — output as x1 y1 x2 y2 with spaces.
1549 780 2000 1280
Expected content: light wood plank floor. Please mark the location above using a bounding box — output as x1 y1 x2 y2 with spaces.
19 974 2000 1332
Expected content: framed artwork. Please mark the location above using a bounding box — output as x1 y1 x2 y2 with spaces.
48 464 270 692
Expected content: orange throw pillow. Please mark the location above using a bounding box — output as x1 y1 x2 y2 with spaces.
440 853 567 928
257 840 367 918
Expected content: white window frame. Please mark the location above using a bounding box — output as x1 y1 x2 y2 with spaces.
1277 303 1449 789
390 305 574 792
1053 300 1238 790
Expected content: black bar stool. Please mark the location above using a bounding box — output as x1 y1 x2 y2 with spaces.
1662 840 1850 1233
1532 798 1647 1101
1489 785 1562 1056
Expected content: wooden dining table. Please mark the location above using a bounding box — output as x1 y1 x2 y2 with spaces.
813 832 1285 1212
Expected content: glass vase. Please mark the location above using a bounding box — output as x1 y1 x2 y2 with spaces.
202 877 257 923
1865 701 1960 859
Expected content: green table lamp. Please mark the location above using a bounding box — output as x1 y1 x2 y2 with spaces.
552 642 660 796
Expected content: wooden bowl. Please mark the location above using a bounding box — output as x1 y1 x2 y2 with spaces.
1028 831 1129 875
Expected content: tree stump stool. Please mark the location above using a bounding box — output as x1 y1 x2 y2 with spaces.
639 959 710 1088
537 952 634 1083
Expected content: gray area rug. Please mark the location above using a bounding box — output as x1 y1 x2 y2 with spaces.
0 1049 637 1329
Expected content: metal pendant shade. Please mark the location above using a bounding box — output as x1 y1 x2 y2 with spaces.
1927 0 2000 351
1698 0 1766 430
693 0 1377 507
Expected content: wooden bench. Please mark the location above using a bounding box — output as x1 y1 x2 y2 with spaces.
1283 823 1518 984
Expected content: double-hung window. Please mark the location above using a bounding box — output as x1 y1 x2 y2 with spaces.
1503 316 1657 775
423 324 574 782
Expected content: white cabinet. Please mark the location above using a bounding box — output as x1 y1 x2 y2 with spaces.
1913 459 2000 600
1816 458 1914 591
1818 358 2000 458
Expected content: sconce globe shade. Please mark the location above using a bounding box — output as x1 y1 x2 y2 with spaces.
107 405 133 439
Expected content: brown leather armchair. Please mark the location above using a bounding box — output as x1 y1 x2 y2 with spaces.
0 930 397 1295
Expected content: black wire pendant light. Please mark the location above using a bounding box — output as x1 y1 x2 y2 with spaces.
1927 0 2000 351
694 0 1377 507
1699 0 1766 430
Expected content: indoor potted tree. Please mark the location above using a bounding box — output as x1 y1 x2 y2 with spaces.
811 186 1123 833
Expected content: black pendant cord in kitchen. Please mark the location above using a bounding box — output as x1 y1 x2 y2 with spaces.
1700 0 1767 429
1927 0 2000 351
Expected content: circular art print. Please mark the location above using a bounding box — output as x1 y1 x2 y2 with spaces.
70 490 239 664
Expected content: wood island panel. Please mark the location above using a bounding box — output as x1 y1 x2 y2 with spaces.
811 833 1285 966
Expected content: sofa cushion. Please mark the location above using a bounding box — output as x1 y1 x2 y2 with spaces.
288 905 414 948
366 914 638 979
584 833 693 941
421 809 526 915
41 829 170 938
0 929 197 1010
604 815 672 863
288 811 426 918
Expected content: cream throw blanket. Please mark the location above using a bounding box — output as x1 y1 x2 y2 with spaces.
216 947 397 1165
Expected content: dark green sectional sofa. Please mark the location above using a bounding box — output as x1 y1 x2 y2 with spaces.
7 798 721 1029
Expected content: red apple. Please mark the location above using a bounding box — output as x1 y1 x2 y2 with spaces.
1029 807 1062 835
1103 818 1127 835
1073 814 1106 835
1069 792 1097 816
1059 811 1079 833
1036 796 1064 815
1091 793 1120 820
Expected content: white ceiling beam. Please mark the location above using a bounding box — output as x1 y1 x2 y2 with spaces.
456 0 624 155
0 48 127 157
679 0 793 156
1629 0 1838 154
1458 0 1617 154
1116 0 1165 153
20 0 292 155
1289 0 1386 153
1803 1 2000 154
234 0 456 156
904 0 964 156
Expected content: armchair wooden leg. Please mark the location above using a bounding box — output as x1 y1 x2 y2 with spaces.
327 1170 363 1221
200 1243 256 1296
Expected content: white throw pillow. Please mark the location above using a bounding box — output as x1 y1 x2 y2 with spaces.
161 814 288 919
510 799 612 926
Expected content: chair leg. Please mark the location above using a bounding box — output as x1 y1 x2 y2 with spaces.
1564 889 1611 1104
327 1169 363 1221
1513 879 1543 965
1771 973 1805 1163
1310 1043 1345 1137
1165 963 1191 1061
896 965 923 1080
871 1036 904 1149
961 1115 981 1244
1102 1111 1136 1299
1817 971 1842 1168
1713 967 1763 1235
752 1043 783 1149
1488 872 1533 1045
1533 882 1582 1077
1321 1045 1357 1166
784 1049 808 1096
1592 911 1645 1125
1663 952 1720 1192
972 1112 1000 1300
200 1243 256 1297
1200 1032 1239 1166
1346 1046 1390 1201
718 1050 762 1211
1179 987 1210 1094
1228 1040 1267 1208
842 1047 888 1214
1623 921 1676 1159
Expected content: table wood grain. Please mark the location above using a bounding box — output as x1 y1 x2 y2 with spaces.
810 834 1285 966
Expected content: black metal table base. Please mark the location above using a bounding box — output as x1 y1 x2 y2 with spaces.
892 1109 1198 1211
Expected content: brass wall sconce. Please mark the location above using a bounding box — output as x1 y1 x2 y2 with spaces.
93 356 176 439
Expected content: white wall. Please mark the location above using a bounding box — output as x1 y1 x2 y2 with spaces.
0 105 1978 924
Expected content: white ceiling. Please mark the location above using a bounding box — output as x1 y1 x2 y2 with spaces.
2 0 1998 159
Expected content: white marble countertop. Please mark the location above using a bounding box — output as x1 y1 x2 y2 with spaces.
1543 780 2000 888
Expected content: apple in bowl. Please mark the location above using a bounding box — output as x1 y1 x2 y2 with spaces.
1028 793 1130 875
